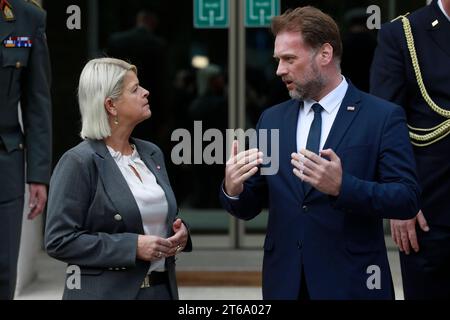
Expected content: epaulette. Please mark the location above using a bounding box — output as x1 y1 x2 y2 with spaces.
26 0 43 10
391 12 410 22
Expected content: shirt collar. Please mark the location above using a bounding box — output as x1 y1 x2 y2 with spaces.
438 0 450 21
302 76 348 115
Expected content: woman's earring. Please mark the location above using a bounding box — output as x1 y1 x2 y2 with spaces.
114 116 119 125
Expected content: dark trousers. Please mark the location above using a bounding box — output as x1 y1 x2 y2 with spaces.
298 266 310 300
400 225 450 299
0 196 24 300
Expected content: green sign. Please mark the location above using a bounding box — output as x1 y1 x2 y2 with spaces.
194 0 229 29
245 0 280 27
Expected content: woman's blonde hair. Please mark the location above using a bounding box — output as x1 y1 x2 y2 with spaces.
78 57 137 140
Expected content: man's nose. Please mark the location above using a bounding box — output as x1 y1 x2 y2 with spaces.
276 62 286 77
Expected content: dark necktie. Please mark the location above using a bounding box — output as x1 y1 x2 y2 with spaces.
303 103 323 194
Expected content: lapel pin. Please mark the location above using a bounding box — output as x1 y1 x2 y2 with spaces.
347 106 355 112
432 19 439 27
156 165 161 170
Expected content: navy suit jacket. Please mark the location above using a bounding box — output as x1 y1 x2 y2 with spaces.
370 0 450 226
220 82 420 299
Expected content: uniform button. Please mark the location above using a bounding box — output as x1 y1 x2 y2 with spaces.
15 61 21 68
302 205 308 212
297 240 303 249
121 267 126 270
114 214 122 221
18 143 23 149
108 267 113 271
115 267 120 271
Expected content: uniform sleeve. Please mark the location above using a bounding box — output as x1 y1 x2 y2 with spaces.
369 22 408 107
21 10 52 184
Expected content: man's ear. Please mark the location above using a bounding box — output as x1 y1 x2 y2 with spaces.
104 97 117 116
318 43 334 66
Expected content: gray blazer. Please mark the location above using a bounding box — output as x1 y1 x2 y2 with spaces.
45 138 192 300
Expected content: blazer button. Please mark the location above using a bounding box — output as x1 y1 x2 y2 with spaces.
18 143 24 150
16 61 21 69
302 205 308 212
114 214 122 221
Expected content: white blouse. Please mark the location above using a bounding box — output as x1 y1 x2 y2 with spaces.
107 144 168 273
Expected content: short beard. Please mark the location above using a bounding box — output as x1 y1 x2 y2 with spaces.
289 59 327 101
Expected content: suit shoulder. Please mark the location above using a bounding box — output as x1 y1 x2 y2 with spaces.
61 141 95 163
386 4 429 28
23 0 46 15
261 99 297 117
17 0 46 26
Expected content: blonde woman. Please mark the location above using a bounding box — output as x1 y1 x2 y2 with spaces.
45 58 191 300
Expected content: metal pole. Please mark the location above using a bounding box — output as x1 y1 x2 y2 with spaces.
87 0 99 58
228 0 238 248
228 0 246 249
388 0 396 21
236 0 246 248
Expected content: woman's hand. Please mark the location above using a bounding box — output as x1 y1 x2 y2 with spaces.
166 219 188 256
136 235 173 261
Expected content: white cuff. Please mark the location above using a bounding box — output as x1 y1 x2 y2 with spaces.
222 186 240 200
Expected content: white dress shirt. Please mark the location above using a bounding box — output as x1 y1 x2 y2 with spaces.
438 0 450 22
108 145 168 273
296 77 348 153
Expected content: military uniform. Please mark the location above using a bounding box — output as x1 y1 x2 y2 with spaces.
0 0 51 299
370 0 450 299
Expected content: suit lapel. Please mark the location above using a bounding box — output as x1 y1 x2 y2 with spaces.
283 100 305 201
133 139 177 235
427 0 450 58
322 82 362 152
89 140 145 234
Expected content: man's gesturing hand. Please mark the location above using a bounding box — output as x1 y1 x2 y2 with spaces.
291 148 342 196
224 140 263 197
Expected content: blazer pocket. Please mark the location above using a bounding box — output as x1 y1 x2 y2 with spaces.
0 131 24 153
344 215 382 254
345 241 381 254
2 47 30 96
2 47 30 68
263 237 274 252
80 266 104 276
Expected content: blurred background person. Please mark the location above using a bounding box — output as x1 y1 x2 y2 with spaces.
187 64 227 208
0 0 51 300
107 10 168 147
341 7 377 92
45 58 191 300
